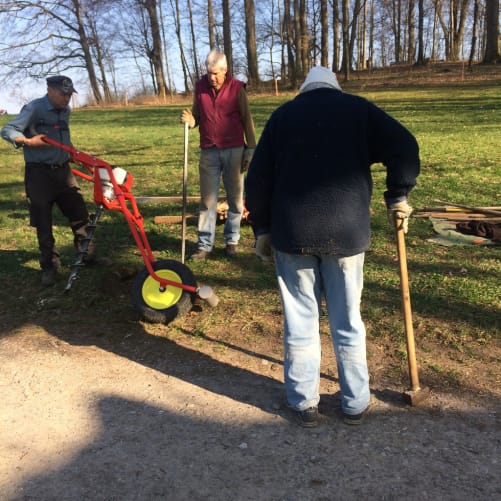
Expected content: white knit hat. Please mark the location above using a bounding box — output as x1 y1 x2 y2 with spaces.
299 66 342 93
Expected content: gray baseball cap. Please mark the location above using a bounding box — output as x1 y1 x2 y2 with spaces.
46 75 77 94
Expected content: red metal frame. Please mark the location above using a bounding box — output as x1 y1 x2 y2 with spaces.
42 136 198 295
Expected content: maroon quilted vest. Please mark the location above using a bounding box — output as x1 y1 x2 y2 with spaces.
195 74 245 149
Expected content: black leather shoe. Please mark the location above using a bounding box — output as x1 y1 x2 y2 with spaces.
343 405 370 425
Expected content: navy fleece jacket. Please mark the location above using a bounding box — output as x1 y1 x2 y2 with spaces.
244 88 420 256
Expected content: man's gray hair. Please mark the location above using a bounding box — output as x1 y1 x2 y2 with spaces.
206 50 227 72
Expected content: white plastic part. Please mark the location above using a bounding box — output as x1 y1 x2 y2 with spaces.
97 166 128 201
197 285 219 307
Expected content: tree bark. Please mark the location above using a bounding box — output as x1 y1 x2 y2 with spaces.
142 0 168 96
341 0 350 80
407 0 415 63
187 0 200 80
468 0 479 67
207 0 216 50
222 0 233 73
299 0 308 77
416 0 426 64
332 0 341 72
244 0 259 86
170 0 191 91
283 0 296 85
320 0 329 67
483 0 500 63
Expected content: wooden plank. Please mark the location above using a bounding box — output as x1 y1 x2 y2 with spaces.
136 196 200 204
414 211 501 221
154 215 196 224
135 196 229 204
432 200 501 217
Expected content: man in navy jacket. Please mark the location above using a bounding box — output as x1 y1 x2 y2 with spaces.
245 66 420 427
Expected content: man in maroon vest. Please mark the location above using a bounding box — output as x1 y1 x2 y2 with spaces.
181 50 256 260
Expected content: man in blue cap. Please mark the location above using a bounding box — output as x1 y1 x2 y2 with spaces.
1 75 95 287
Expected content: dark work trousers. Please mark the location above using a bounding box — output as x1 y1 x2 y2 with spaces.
24 163 89 270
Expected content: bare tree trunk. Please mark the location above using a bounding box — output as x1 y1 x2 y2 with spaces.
341 0 350 80
284 0 296 85
170 0 191 91
432 1 439 60
449 0 456 58
269 0 277 81
187 0 200 80
293 0 302 83
207 0 216 49
278 0 287 81
244 0 260 85
87 19 113 102
332 0 341 72
483 0 500 63
158 0 174 94
299 0 308 77
408 0 415 63
451 0 470 60
357 0 367 69
392 0 402 63
143 0 168 96
349 0 361 67
222 0 233 73
416 0 426 64
72 0 103 103
468 0 479 67
320 0 329 67
368 0 374 69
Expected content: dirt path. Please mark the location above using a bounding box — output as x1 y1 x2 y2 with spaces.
1 310 499 501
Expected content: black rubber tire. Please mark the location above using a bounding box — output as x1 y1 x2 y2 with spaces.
131 259 197 324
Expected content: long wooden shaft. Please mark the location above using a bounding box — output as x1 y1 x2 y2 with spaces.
181 122 189 264
396 227 421 391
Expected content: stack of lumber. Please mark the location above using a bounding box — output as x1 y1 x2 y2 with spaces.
414 200 501 222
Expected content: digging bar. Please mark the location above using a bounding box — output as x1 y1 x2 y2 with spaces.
395 221 430 405
181 122 189 264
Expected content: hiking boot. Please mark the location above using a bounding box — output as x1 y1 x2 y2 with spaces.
41 268 57 287
190 249 211 261
293 406 319 428
225 244 238 258
343 405 370 425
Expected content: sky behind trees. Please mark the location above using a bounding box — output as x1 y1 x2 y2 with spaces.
0 0 499 113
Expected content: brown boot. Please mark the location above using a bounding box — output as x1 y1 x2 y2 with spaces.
190 249 211 261
225 244 238 258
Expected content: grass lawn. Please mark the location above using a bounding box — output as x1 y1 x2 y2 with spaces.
0 83 499 395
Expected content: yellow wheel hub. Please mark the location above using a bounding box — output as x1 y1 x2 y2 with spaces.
141 269 183 309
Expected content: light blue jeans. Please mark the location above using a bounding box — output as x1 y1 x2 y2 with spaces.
197 146 244 251
275 250 370 415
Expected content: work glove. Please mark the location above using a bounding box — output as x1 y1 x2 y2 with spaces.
255 233 273 262
387 198 413 233
180 108 195 128
241 147 255 173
